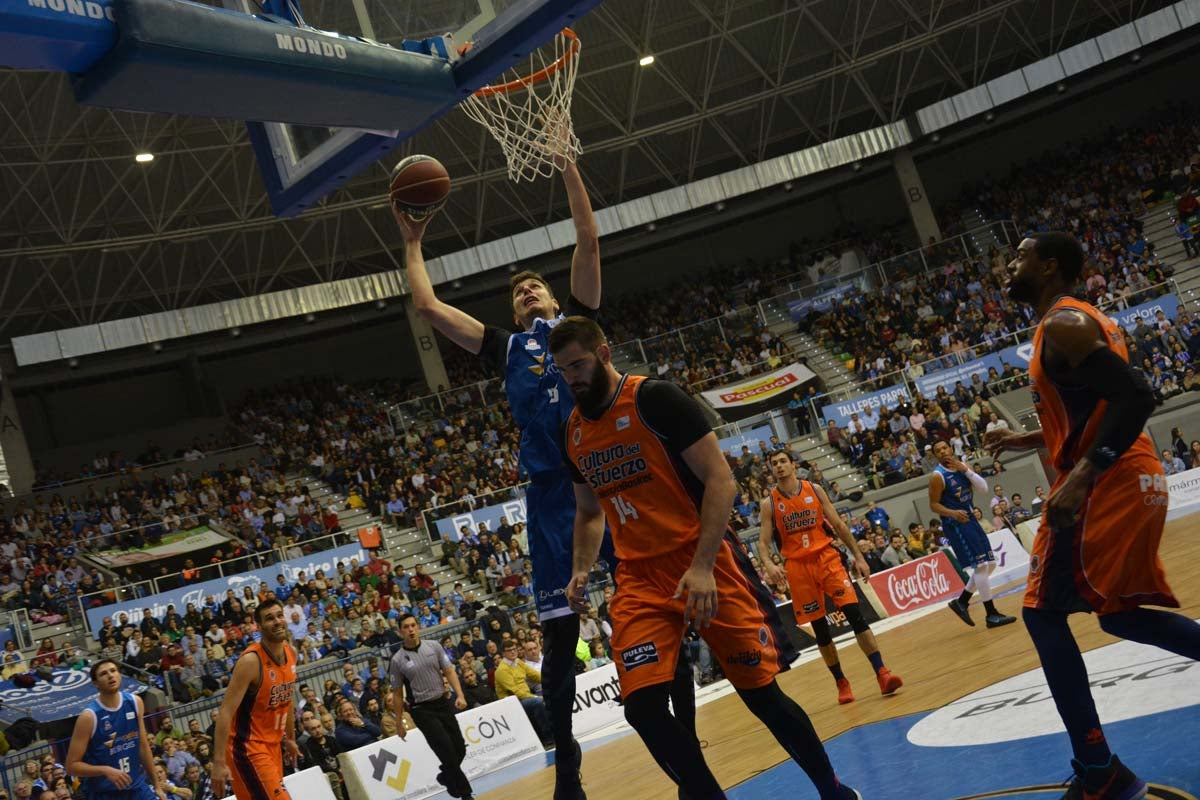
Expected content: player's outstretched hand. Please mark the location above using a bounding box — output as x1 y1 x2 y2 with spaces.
391 203 432 244
105 767 132 789
565 571 591 614
983 430 1023 458
674 566 718 628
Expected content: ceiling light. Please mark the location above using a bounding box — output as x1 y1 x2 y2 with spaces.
304 313 316 324
135 152 154 163
852 161 862 172
68 358 79 369
230 327 242 338
375 299 387 310
985 112 995 122
646 222 657 232
1056 82 1066 93
1131 52 1141 63
452 280 463 289
638 55 655 67
783 182 794 192
931 133 941 143
715 201 726 212
151 342 163 352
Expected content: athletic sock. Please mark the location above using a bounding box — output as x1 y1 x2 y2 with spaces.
827 662 845 682
983 601 1000 617
1023 607 1111 765
957 589 973 605
866 651 884 675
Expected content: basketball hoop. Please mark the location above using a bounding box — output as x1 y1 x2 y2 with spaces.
460 29 582 182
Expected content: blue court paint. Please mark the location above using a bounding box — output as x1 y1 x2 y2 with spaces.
726 705 1200 799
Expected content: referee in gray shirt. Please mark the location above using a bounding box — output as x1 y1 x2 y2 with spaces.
389 613 473 800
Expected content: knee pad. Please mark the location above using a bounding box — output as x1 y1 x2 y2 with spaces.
842 603 871 635
810 616 833 646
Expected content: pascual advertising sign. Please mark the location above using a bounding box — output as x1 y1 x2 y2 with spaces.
700 363 817 409
868 551 965 617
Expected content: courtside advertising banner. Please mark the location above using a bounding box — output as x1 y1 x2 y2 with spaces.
820 383 910 428
457 696 543 779
868 551 966 617
913 342 1031 398
1167 466 1200 521
571 661 624 736
434 497 527 542
718 425 775 457
987 528 1031 588
1108 293 1178 331
700 363 817 410
339 698 543 800
84 543 369 637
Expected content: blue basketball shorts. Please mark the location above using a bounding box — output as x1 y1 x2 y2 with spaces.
943 518 995 569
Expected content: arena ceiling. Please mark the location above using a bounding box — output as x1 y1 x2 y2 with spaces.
0 0 1180 338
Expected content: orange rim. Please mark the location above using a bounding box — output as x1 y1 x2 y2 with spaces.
473 28 579 98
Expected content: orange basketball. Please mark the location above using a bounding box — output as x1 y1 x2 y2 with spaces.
389 155 451 218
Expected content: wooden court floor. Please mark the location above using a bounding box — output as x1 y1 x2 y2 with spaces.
482 519 1200 800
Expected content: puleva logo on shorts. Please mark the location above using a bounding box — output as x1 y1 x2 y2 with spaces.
621 642 659 670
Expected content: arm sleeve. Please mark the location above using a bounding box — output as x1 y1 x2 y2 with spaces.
565 295 599 318
635 380 712 452
478 326 513 377
964 469 989 495
1067 347 1158 471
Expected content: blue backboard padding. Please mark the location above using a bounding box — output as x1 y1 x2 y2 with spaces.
0 0 117 72
72 0 457 129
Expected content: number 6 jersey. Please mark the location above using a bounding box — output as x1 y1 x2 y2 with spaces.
768 481 832 560
562 374 714 561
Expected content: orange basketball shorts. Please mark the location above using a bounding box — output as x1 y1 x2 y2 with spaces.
785 546 856 624
229 747 289 800
1024 451 1179 616
609 534 796 698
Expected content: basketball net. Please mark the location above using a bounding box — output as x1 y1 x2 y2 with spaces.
461 29 582 182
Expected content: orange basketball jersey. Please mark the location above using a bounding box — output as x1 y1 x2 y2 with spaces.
1028 296 1158 473
228 641 296 758
564 375 703 561
769 482 831 560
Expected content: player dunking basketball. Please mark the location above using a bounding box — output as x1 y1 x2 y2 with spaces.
987 232 1200 799
553 316 860 800
758 450 902 705
930 441 1017 630
211 599 300 800
394 160 694 800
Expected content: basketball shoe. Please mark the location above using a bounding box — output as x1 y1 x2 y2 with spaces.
836 678 855 704
1060 755 1147 800
947 598 975 626
986 611 1018 628
876 667 903 695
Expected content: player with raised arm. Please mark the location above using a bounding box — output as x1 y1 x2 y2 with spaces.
553 316 860 800
930 441 1017 630
394 161 694 799
210 599 300 800
758 450 902 705
66 660 166 800
987 231 1200 799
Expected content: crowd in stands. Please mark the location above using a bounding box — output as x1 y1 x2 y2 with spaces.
31 431 247 490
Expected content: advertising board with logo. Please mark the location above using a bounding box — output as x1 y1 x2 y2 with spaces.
700 363 817 410
571 661 624 736
338 697 542 800
1167 466 1200 521
84 543 369 638
986 528 1031 589
868 552 966 617
434 497 527 542
819 383 911 428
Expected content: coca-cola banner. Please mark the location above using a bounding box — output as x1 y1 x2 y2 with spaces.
868 552 965 617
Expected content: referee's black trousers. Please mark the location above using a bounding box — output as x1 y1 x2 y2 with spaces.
410 697 472 798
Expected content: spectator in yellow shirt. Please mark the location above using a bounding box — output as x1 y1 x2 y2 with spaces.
345 489 366 510
494 640 552 744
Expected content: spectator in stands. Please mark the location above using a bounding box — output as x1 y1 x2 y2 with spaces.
459 666 498 709
495 640 551 745
857 539 886 574
1162 448 1188 475
162 739 199 784
881 534 912 568
333 696 381 750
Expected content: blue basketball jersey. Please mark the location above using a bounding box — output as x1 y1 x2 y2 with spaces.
935 464 977 522
503 314 576 478
82 692 148 796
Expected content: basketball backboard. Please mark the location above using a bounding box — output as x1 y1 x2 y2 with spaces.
225 0 597 216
